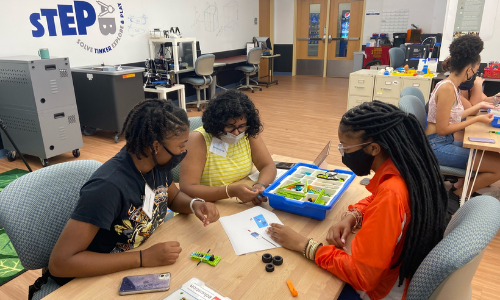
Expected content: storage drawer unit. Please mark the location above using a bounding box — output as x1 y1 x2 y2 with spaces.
346 70 377 110
402 77 432 103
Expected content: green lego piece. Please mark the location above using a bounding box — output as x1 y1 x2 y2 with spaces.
190 252 221 266
280 180 302 189
303 180 308 193
314 189 326 205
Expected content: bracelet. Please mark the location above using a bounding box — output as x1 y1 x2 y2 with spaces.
139 250 142 267
302 238 313 257
342 208 364 230
252 182 267 189
190 198 205 213
225 184 231 198
312 243 323 260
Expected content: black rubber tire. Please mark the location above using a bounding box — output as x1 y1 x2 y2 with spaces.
262 253 273 263
251 90 255 93
7 151 16 162
72 149 80 158
197 107 202 111
114 134 120 143
265 263 274 272
272 255 283 266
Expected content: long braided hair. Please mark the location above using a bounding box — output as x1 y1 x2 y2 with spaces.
340 101 447 285
120 99 189 160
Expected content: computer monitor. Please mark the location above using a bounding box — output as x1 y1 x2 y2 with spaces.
253 37 272 51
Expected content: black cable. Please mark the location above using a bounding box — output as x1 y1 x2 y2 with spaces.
0 118 33 172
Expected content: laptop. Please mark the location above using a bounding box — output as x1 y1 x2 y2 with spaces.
274 141 331 170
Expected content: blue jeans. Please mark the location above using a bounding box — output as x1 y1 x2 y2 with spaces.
427 133 472 169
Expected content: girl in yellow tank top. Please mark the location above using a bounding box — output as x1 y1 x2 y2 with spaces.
180 90 277 204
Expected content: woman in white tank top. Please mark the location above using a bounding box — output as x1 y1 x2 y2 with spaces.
425 35 500 216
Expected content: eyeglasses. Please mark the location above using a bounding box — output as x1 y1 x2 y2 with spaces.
224 124 249 134
338 142 372 157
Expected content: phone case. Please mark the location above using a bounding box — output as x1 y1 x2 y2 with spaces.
119 273 170 295
468 137 495 143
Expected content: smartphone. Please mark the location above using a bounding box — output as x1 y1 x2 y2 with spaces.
468 137 495 143
118 272 170 295
274 161 295 169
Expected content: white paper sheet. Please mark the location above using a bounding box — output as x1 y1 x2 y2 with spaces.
219 206 283 255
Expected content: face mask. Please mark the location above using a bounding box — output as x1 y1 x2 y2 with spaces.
154 145 187 173
219 131 245 145
341 147 375 176
459 70 477 90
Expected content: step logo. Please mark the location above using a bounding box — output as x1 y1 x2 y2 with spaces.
29 1 125 54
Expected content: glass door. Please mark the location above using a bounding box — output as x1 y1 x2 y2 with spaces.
296 0 329 76
326 0 363 77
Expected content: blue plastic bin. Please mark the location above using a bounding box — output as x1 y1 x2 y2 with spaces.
263 163 355 220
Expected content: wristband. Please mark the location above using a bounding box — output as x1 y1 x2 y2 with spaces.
139 250 142 267
190 198 205 214
252 182 267 189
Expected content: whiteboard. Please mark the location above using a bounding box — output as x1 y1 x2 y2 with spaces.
0 0 259 67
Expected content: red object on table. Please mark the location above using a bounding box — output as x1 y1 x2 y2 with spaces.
484 67 500 79
363 46 391 68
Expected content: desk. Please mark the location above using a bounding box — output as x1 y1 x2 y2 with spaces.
44 155 370 300
462 119 500 205
258 54 280 88
144 84 186 111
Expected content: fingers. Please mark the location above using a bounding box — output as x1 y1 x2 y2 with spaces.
340 229 350 252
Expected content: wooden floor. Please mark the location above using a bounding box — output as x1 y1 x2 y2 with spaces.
0 75 499 299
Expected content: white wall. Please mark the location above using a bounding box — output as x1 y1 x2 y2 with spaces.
362 0 447 44
0 0 259 67
440 0 499 62
274 0 294 44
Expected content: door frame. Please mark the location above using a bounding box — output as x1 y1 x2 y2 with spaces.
292 0 366 77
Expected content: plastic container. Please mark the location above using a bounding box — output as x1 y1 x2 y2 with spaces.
487 109 500 127
484 67 500 79
422 65 428 74
263 163 356 220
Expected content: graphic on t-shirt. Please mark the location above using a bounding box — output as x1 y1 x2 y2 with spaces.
113 186 169 252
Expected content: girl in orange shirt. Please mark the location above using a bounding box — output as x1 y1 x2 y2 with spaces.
268 101 447 300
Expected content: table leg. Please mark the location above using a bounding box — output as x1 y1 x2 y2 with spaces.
467 150 485 200
460 148 476 206
180 86 186 111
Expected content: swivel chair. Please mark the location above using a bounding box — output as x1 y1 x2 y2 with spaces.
181 54 215 111
236 47 263 93
389 47 406 69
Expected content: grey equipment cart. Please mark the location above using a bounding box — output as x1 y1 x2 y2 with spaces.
71 65 145 142
0 56 83 167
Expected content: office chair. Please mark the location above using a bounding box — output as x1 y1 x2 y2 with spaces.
400 86 426 107
236 47 263 93
172 116 203 182
0 160 174 299
407 195 500 300
389 47 406 68
181 54 215 111
398 95 470 181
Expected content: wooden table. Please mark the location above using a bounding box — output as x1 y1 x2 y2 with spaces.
462 118 500 204
44 155 370 300
258 54 281 88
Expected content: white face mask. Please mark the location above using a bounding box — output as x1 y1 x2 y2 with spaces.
219 131 246 144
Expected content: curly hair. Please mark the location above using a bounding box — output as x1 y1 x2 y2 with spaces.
444 35 483 73
120 99 189 160
202 90 263 138
340 101 447 286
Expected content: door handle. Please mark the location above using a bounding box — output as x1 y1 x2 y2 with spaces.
355 86 365 88
381 87 392 90
297 37 325 41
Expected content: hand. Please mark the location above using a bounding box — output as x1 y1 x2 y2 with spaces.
476 113 494 124
475 76 484 86
228 184 260 203
251 184 268 205
326 215 356 251
478 101 495 110
142 241 182 267
192 201 220 227
267 223 309 252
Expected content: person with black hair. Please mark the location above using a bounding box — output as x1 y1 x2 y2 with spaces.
426 35 500 213
180 90 276 204
267 101 447 300
442 56 499 106
48 100 219 281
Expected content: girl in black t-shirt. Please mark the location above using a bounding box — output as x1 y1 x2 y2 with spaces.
48 100 219 279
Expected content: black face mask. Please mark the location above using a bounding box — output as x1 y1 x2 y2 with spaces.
459 71 477 91
342 147 375 176
154 145 187 173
